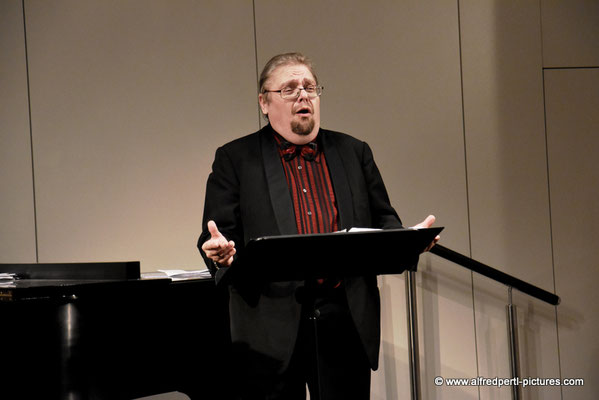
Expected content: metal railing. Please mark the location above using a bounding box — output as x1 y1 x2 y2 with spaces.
404 244 560 400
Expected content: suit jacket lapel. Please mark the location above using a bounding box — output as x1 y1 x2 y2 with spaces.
260 126 298 235
321 130 354 229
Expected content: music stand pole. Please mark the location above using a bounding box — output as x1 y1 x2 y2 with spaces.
309 298 323 400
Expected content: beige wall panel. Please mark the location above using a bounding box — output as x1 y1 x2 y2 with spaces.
0 0 37 262
545 68 599 399
255 1 474 398
25 0 257 271
460 1 559 398
541 0 599 68
460 0 553 289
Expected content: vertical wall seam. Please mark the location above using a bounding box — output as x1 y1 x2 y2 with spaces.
540 42 564 400
456 1 480 398
22 0 39 263
252 0 261 129
538 1 563 397
457 0 473 263
542 69 563 400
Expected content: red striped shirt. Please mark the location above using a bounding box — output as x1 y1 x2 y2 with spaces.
273 133 339 234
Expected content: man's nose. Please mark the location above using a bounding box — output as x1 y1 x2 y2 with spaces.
297 88 310 100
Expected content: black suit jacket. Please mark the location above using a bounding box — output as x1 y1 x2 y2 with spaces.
198 124 402 373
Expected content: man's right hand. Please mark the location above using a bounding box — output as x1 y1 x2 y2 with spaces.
201 220 236 267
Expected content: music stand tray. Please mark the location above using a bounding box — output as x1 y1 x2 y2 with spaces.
229 227 443 283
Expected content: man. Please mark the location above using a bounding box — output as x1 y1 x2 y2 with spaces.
198 52 438 399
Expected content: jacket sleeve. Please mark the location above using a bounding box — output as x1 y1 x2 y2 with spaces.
197 145 244 281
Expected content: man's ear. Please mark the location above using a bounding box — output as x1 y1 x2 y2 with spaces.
258 93 268 116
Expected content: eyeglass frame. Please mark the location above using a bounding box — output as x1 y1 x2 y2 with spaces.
262 85 324 100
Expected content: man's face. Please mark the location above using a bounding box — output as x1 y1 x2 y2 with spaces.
259 64 321 144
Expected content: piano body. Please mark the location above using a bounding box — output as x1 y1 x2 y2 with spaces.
0 262 232 400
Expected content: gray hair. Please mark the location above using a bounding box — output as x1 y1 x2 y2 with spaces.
258 52 318 96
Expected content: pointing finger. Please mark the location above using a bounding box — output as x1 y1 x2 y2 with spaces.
207 220 222 239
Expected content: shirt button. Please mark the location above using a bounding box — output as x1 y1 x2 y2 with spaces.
298 165 302 170
307 211 312 216
302 188 307 193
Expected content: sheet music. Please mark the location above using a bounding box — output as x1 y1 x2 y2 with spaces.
140 269 212 281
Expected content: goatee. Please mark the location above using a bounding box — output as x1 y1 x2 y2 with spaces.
291 118 315 136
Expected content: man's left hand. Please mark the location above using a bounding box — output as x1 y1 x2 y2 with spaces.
411 214 440 252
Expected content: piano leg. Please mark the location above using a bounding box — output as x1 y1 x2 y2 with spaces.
57 299 87 399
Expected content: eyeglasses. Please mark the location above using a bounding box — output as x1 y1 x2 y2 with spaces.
263 85 324 100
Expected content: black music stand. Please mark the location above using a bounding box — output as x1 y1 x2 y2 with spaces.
228 227 443 400
227 227 442 282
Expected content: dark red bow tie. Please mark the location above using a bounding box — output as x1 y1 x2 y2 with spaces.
280 141 318 161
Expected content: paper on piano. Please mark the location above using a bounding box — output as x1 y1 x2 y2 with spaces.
156 269 212 280
140 271 172 280
0 273 20 280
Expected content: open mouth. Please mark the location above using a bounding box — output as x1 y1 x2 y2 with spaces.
294 107 312 115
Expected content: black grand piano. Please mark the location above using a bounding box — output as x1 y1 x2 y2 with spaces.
0 262 232 400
